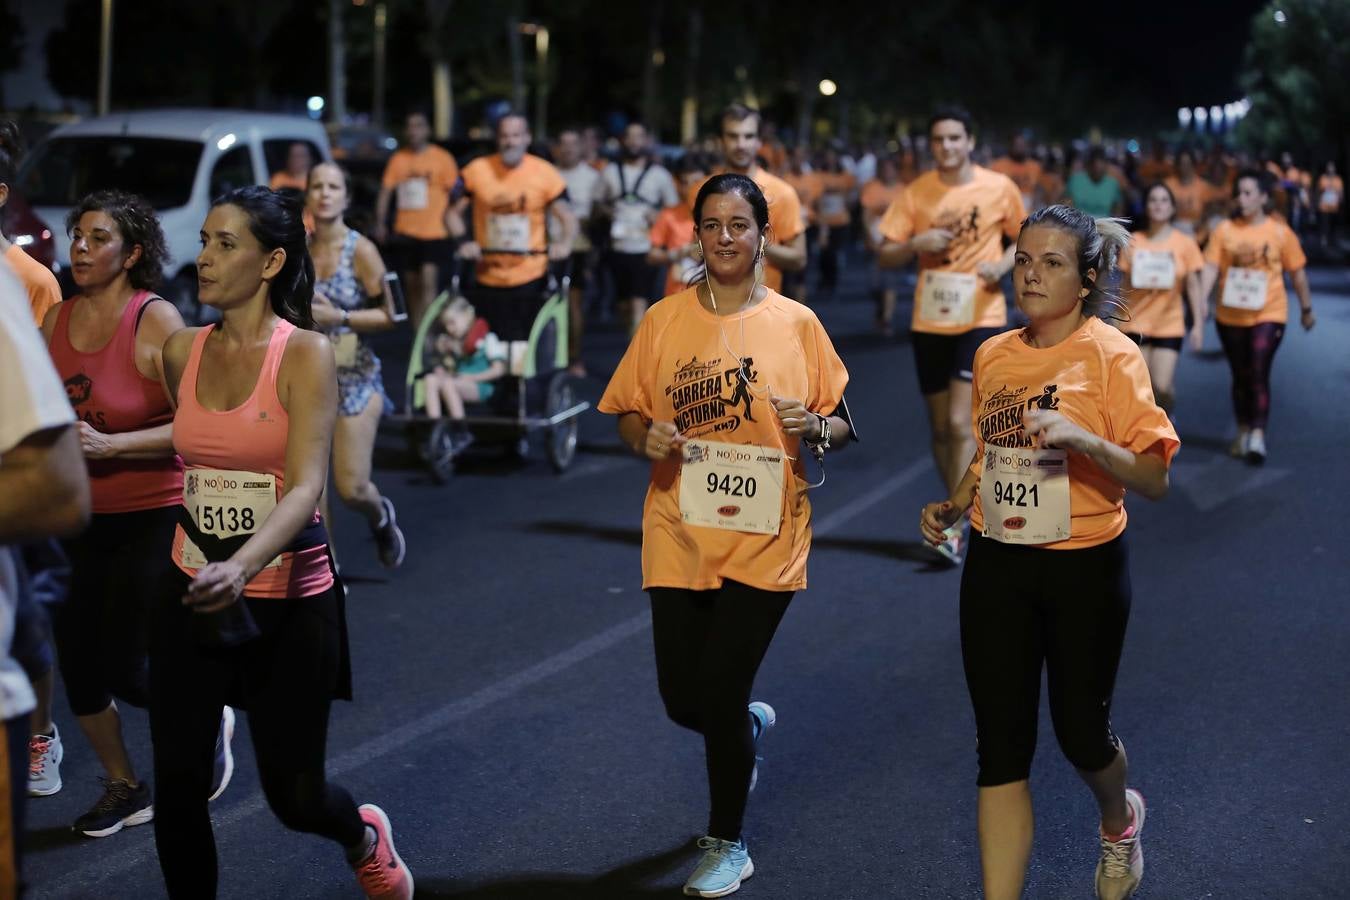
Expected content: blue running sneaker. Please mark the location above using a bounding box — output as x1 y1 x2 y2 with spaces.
684 836 754 897
747 701 776 793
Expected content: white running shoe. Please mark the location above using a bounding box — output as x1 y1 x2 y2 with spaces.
28 724 63 797
1095 788 1146 899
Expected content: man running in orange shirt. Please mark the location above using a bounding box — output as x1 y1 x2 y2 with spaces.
879 106 1023 564
990 134 1043 213
861 155 905 335
696 105 806 296
376 111 461 326
453 114 577 343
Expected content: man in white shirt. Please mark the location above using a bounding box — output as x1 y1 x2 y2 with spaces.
0 264 90 892
597 122 679 336
551 128 603 375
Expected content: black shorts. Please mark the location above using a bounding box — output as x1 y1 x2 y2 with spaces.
1124 332 1183 352
912 327 1003 395
607 251 656 300
469 277 548 342
569 250 593 292
391 235 455 271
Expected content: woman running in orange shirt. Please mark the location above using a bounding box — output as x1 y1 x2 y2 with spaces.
600 173 852 898
1117 183 1206 413
1198 170 1314 464
923 205 1177 900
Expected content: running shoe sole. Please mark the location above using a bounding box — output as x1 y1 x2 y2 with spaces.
209 706 236 802
28 777 62 797
684 858 754 898
80 805 155 838
359 803 415 898
377 498 406 569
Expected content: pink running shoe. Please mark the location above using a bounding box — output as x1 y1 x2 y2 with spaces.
352 804 414 900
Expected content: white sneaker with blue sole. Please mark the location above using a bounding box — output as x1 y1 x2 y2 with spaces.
684 836 754 897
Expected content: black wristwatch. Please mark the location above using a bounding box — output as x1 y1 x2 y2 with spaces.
805 413 831 450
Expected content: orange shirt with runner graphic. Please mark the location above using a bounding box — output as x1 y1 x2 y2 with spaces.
461 153 567 288
1118 228 1204 338
649 205 699 298
1163 176 1218 227
381 145 460 241
691 169 803 294
598 288 848 591
968 318 1179 550
879 166 1024 335
5 244 62 325
816 172 855 227
1204 217 1307 327
990 157 1043 208
1317 174 1344 213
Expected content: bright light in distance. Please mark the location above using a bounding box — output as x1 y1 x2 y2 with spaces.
1178 107 1193 125
383 137 398 150
1224 103 1237 119
1210 105 1223 122
14 234 33 247
1126 139 1140 154
818 78 838 97
1193 106 1208 123
1273 9 1287 23
216 133 237 151
307 96 325 113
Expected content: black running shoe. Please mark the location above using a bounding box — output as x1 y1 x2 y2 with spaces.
372 496 406 569
73 778 154 838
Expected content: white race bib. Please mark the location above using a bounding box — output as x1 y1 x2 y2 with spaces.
1130 249 1176 291
396 177 430 211
181 468 282 569
918 271 978 326
333 331 359 368
678 440 785 536
818 194 847 219
485 213 531 253
1221 267 1269 310
1320 189 1339 208
979 446 1070 544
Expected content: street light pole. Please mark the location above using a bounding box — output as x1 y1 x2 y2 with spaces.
97 0 113 115
373 2 387 128
535 27 549 139
328 0 347 123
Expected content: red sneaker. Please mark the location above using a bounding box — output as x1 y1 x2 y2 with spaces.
352 804 414 900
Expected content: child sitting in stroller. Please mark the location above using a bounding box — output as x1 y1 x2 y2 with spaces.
422 296 508 449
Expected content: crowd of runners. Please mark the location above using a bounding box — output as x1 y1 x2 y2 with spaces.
0 93 1336 900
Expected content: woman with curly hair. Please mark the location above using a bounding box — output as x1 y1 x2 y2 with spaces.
41 190 236 838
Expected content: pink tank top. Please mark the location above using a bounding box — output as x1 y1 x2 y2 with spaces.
47 291 184 514
170 319 333 599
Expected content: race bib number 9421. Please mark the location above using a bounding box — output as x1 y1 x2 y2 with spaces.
979 446 1070 544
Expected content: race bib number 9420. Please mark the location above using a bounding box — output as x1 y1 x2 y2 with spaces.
679 440 785 535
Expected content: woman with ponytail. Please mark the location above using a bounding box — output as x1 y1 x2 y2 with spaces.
921 205 1178 900
152 187 412 899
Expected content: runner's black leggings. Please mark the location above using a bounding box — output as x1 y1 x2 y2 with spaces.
1216 322 1285 429
149 570 364 898
54 506 178 716
649 581 793 842
960 532 1131 787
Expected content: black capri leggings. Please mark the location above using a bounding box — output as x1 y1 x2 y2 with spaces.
1216 322 1285 429
960 531 1131 787
54 506 179 716
149 569 364 898
649 581 793 842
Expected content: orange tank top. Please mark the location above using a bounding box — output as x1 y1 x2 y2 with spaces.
169 319 333 598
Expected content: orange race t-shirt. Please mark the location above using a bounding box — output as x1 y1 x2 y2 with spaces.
1036 171 1065 206
879 166 1024 335
816 171 855 227
968 318 1179 550
269 170 308 191
461 153 567 288
649 205 699 298
5 244 62 325
1317 174 1344 213
692 168 803 294
381 145 460 241
990 156 1043 209
782 171 823 226
598 288 848 591
1138 159 1174 184
1204 217 1307 327
1118 228 1204 338
1163 176 1218 228
860 179 902 245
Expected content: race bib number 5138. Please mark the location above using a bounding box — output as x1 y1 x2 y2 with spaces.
180 468 282 569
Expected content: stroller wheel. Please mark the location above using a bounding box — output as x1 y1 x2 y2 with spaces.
426 421 456 483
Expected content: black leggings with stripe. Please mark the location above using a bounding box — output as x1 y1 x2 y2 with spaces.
1216 322 1285 429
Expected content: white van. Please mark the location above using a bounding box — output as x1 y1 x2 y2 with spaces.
19 109 330 321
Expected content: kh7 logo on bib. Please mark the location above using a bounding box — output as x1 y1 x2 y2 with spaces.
665 354 761 438
978 383 1060 448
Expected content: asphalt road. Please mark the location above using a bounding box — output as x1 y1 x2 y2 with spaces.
22 257 1350 899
